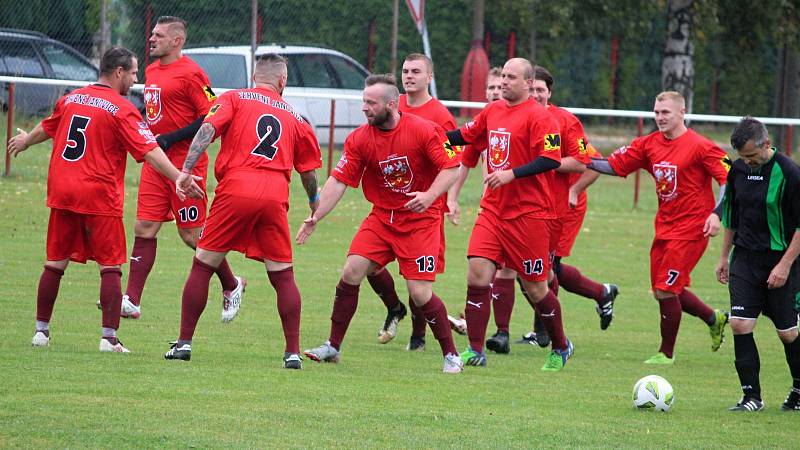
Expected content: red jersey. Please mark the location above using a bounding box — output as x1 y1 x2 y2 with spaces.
608 128 729 240
144 56 215 164
548 104 591 217
333 113 460 228
459 98 561 219
203 87 321 196
398 94 457 130
41 84 157 217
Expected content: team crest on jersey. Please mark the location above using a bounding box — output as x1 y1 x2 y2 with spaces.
578 137 588 154
203 85 216 102
206 104 221 117
543 133 561 152
379 156 413 191
144 86 162 123
720 156 732 172
443 139 457 159
488 130 511 169
653 163 678 201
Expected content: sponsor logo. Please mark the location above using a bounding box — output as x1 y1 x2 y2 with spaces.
720 156 732 172
731 305 745 311
443 139 457 159
466 300 483 308
543 133 561 152
143 86 162 123
653 163 678 201
334 152 348 173
577 137 587 154
379 155 414 191
206 103 221 117
488 130 511 169
203 85 216 102
747 175 764 181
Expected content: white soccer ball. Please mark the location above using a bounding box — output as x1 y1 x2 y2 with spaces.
632 375 674 412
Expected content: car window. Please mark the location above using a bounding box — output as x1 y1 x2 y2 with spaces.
40 43 97 81
0 40 45 77
289 54 335 88
186 53 248 89
326 55 367 90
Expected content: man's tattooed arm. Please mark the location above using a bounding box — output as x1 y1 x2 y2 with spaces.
299 170 319 200
182 122 216 172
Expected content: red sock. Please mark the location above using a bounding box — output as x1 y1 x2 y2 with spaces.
491 277 516 333
268 267 301 354
409 300 427 338
329 280 359 350
465 285 492 352
216 258 238 292
533 290 568 350
548 274 560 297
125 237 157 306
179 258 215 341
366 269 400 310
658 295 682 358
36 265 64 323
678 289 715 325
558 263 606 305
421 293 457 356
99 268 122 330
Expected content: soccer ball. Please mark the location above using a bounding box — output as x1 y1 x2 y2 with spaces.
632 375 674 412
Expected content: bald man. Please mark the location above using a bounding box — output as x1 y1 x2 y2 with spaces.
120 15 244 322
166 54 322 369
446 58 573 371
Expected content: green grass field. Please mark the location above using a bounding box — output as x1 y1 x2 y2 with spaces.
1 124 797 448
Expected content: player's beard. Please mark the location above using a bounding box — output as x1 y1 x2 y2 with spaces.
367 108 391 127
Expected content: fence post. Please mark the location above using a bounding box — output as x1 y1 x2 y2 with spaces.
4 82 14 177
327 99 336 177
633 116 643 209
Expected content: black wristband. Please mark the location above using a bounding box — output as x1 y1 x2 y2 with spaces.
446 129 468 146
159 116 205 151
511 156 560 178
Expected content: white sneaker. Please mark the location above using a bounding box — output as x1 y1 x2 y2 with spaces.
448 314 467 335
31 331 50 347
304 341 341 363
120 295 141 319
99 337 130 353
221 276 246 323
443 352 464 373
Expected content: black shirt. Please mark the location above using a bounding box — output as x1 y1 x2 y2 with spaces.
722 150 800 252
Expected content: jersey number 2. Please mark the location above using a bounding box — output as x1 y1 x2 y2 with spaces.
251 114 282 160
62 115 91 161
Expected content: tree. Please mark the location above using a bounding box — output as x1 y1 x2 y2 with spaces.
662 0 695 113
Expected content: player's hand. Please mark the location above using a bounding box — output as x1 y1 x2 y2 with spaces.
7 128 29 157
484 169 515 189
568 187 579 209
703 213 721 237
175 172 204 201
767 261 790 289
295 216 318 245
715 257 729 284
404 191 435 213
445 198 461 225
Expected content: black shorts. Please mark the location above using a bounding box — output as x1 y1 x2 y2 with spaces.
729 248 800 331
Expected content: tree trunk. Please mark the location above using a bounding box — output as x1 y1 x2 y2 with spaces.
661 0 694 113
774 43 800 153
528 3 536 62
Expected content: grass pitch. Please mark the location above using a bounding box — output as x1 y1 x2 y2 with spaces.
0 126 797 448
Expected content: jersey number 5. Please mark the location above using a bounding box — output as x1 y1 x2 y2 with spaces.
251 114 282 160
62 115 91 161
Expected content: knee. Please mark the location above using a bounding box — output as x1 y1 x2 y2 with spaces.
778 329 799 344
523 281 548 302
177 228 200 249
340 264 366 286
407 285 432 306
730 318 754 335
134 220 160 238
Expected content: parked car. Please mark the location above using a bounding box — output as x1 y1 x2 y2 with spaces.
183 44 369 144
0 28 99 116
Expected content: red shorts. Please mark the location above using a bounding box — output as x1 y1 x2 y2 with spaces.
349 213 440 281
467 211 552 282
46 209 126 265
136 161 208 229
650 238 709 294
556 205 587 257
198 187 292 263
437 216 446 273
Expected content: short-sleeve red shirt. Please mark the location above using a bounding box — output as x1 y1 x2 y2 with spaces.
144 56 215 163
459 98 561 219
203 87 322 194
608 128 730 240
398 94 457 130
41 84 157 217
548 104 591 217
333 113 460 228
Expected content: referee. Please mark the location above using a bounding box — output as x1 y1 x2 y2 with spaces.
716 117 800 412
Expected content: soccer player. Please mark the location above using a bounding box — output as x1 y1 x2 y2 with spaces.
372 53 459 350
9 47 202 353
513 66 618 350
446 58 574 371
298 74 463 373
716 117 800 412
122 16 244 321
588 91 730 365
164 54 321 369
